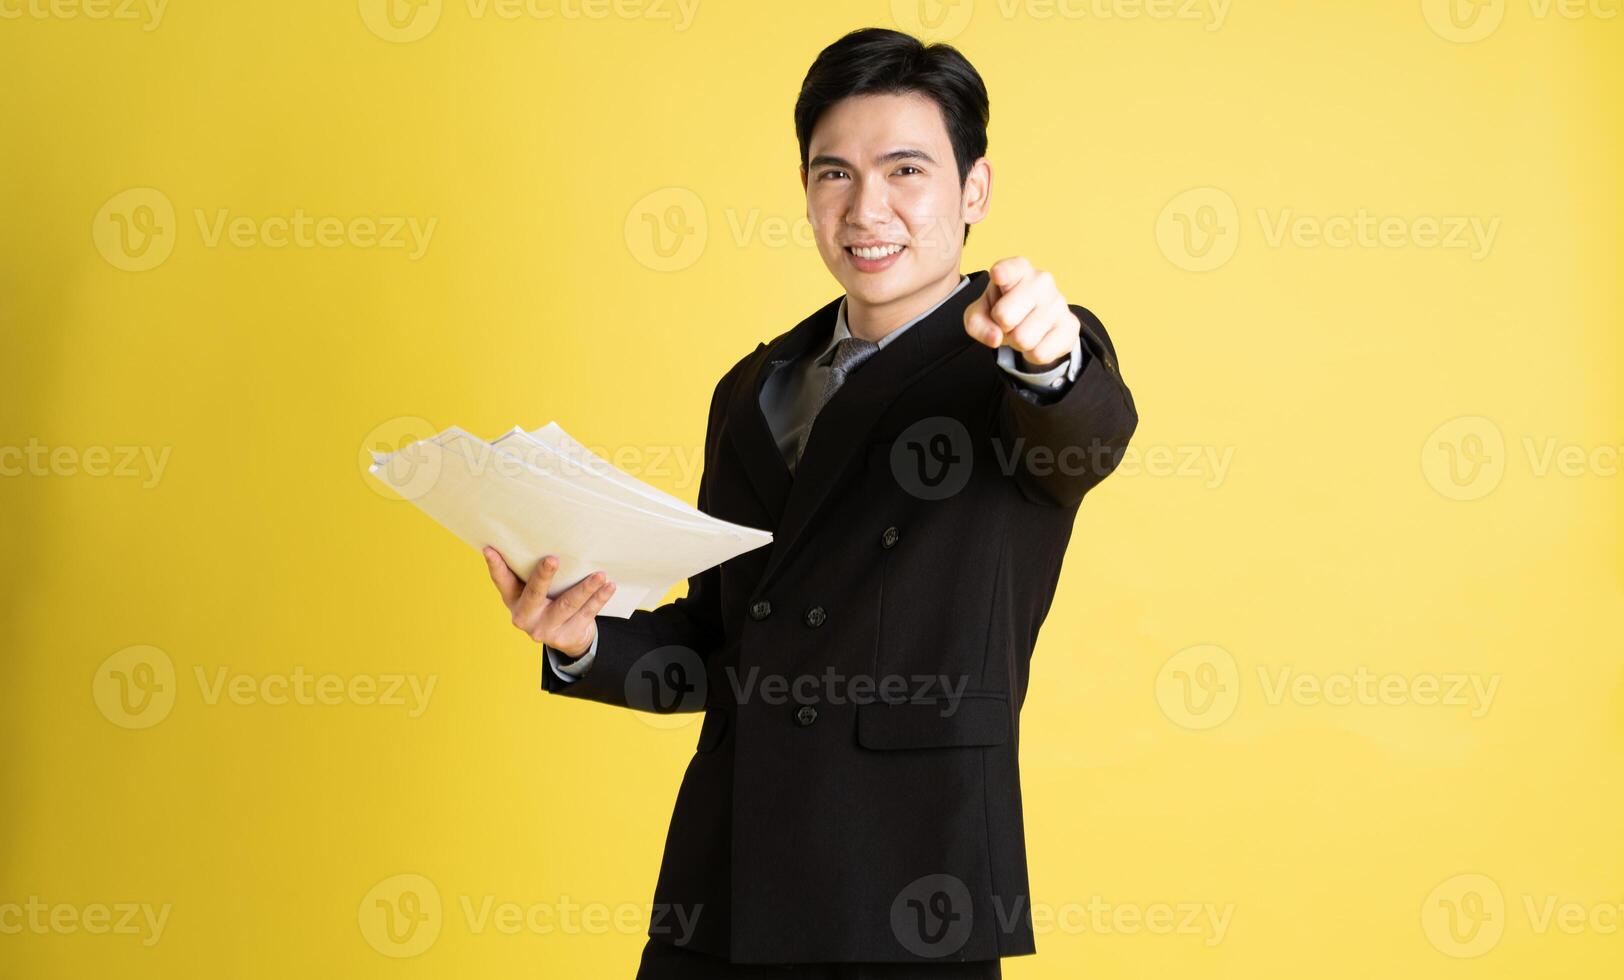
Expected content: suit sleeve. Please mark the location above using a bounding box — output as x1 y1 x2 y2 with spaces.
538 366 735 711
993 304 1138 509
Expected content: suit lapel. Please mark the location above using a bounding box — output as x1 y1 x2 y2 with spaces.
746 270 989 590
725 293 840 523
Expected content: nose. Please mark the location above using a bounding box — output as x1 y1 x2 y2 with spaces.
845 171 893 230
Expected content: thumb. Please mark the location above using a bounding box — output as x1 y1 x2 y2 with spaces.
964 285 1002 347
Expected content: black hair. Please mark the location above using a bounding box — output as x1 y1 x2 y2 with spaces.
794 28 989 244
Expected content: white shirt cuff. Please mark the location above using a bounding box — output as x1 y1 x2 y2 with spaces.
996 337 1084 392
544 631 599 684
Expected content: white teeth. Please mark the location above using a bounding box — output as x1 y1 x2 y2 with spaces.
849 244 903 260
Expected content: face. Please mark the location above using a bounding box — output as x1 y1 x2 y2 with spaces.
801 92 990 324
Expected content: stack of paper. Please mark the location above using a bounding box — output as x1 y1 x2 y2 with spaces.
369 422 771 618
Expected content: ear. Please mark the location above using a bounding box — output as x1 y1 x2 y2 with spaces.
961 157 992 227
799 165 808 193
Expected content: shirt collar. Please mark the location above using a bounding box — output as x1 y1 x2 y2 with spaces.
815 275 972 367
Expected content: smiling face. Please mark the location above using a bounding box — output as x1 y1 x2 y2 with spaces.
800 91 991 338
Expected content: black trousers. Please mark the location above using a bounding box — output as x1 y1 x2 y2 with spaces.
635 939 1002 979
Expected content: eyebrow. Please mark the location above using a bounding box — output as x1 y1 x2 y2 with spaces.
806 148 938 170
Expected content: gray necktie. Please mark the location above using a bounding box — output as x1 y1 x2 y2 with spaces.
793 336 880 467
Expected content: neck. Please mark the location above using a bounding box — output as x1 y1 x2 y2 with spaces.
845 268 963 343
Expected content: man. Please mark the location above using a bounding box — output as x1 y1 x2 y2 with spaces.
482 27 1137 979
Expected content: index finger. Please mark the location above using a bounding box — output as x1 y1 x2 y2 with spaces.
989 256 1032 292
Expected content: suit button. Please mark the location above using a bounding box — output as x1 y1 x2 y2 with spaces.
749 600 772 620
881 526 900 549
794 705 818 727
804 606 826 628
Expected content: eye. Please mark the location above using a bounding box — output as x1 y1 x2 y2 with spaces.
818 170 849 181
895 166 922 176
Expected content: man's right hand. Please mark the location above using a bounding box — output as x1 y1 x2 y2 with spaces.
483 548 617 659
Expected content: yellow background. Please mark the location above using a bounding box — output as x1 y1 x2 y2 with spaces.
2 0 1619 976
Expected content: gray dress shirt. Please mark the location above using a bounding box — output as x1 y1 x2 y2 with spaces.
546 274 1083 680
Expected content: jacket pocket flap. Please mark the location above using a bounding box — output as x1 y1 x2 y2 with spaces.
855 694 1010 750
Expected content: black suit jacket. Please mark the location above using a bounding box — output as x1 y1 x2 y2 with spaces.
542 269 1138 964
